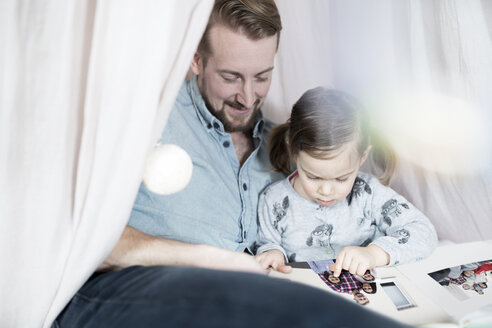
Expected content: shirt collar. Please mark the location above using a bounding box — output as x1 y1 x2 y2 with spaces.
187 75 266 137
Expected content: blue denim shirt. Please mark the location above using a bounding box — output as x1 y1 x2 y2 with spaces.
128 77 284 252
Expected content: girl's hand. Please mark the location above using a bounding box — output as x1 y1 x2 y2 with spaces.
255 249 292 273
328 245 389 277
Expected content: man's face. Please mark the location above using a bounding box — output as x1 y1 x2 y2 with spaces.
353 292 369 305
191 25 277 132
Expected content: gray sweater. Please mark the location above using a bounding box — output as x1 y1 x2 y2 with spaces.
256 171 438 266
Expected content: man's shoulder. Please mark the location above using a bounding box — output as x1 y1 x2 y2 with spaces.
166 80 198 126
259 116 276 135
174 79 193 108
262 117 276 131
159 80 202 144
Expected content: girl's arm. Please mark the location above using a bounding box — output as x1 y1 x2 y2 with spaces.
330 174 437 277
368 177 438 266
255 189 290 268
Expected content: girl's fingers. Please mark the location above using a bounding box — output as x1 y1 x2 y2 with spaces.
341 253 353 273
356 263 368 277
349 260 360 275
333 252 345 277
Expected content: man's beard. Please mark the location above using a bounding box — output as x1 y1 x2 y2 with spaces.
198 75 260 132
202 95 260 133
211 99 260 132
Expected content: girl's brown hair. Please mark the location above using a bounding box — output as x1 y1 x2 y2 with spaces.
269 87 397 185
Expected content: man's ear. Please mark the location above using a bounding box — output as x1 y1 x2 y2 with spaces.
360 145 372 165
190 52 202 76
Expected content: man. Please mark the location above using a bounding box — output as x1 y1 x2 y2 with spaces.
99 0 284 274
353 290 370 306
55 1 412 327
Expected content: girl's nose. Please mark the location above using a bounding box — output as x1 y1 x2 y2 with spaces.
319 181 333 196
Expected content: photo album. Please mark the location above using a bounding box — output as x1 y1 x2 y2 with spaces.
268 240 492 327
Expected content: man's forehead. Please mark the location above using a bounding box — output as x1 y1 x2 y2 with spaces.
208 24 278 48
207 25 277 73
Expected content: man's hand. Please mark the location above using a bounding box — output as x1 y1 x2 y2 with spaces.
328 245 389 277
255 249 292 273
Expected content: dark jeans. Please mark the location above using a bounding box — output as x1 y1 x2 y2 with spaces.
54 265 413 328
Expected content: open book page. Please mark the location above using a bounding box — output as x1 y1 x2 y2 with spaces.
268 240 492 326
269 262 450 326
396 240 492 324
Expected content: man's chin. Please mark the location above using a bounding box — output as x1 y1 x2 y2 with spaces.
224 123 252 133
223 114 257 132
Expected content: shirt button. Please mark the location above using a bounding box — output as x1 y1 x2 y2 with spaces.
213 122 220 129
207 123 212 129
223 141 230 148
243 183 247 190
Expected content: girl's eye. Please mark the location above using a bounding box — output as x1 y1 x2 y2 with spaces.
308 176 320 180
336 177 348 183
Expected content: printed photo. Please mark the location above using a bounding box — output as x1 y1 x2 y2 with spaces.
428 259 492 301
307 260 379 306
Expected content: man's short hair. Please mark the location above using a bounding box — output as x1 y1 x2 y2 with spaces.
198 0 282 64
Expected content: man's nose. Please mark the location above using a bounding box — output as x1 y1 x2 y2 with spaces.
238 81 256 109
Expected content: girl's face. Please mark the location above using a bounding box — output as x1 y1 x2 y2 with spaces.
293 139 369 207
327 274 340 284
362 283 374 293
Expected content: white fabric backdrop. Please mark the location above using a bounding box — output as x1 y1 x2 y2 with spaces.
0 1 213 327
2 0 492 327
265 0 492 243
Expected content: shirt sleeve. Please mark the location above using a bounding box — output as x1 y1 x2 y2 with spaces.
367 176 438 266
255 186 288 260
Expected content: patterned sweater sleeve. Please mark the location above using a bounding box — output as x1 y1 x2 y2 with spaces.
255 184 288 259
366 175 438 266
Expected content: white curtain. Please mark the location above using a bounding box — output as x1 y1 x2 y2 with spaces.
3 0 492 327
0 1 213 327
265 0 492 243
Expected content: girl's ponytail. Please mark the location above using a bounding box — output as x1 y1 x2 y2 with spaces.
368 130 398 186
268 123 292 175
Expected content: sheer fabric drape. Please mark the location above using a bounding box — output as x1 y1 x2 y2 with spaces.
265 0 492 243
2 0 492 327
0 1 212 327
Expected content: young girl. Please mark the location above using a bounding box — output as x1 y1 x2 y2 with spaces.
255 87 437 277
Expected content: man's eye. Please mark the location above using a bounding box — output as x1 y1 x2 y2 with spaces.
256 76 268 82
336 178 348 183
222 75 238 82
